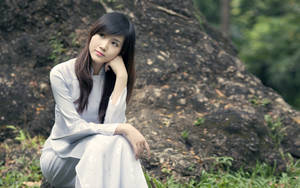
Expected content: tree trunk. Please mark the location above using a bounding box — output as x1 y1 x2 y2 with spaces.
221 0 230 37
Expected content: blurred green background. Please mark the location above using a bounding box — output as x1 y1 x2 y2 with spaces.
193 0 300 110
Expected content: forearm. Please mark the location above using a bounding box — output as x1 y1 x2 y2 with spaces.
114 123 129 136
110 74 128 105
114 123 151 159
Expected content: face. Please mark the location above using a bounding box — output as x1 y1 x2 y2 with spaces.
89 33 125 65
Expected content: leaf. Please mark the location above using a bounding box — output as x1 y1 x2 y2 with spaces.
215 89 226 97
22 181 41 187
5 125 17 130
292 116 300 124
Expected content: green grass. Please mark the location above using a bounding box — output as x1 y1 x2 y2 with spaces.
145 157 300 188
49 32 68 65
194 117 205 126
181 130 190 140
1 127 299 187
0 125 45 187
249 96 271 107
0 159 42 187
264 114 286 146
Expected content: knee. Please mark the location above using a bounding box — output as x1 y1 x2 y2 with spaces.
86 134 133 155
114 135 132 151
40 150 56 184
40 150 77 187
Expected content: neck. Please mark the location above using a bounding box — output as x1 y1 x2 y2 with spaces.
92 62 104 75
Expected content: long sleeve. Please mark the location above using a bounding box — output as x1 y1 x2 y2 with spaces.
104 87 127 124
49 65 127 143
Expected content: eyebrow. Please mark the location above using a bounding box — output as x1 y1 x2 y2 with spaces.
112 38 121 43
102 33 123 44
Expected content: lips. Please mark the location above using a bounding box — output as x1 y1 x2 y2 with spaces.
95 50 105 56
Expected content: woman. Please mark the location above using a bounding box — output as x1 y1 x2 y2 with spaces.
40 12 150 188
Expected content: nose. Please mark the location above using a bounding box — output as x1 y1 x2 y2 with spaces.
100 39 109 51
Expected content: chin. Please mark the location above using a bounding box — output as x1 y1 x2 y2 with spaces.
93 60 105 65
91 56 104 63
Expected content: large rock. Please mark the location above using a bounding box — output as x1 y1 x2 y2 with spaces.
0 0 299 182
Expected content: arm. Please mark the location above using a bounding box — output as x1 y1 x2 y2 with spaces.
50 67 126 141
114 123 151 160
110 74 128 105
104 75 128 124
103 55 128 123
104 56 151 159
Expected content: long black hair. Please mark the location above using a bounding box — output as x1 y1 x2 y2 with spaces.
74 12 136 123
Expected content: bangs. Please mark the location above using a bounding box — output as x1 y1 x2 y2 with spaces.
90 13 130 37
98 24 128 36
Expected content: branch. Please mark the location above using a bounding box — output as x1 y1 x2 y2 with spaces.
99 0 113 13
151 3 189 20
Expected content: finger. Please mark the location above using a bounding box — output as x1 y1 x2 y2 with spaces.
105 63 110 72
138 142 145 159
144 141 151 158
140 143 147 158
136 143 143 160
132 145 138 160
136 143 143 159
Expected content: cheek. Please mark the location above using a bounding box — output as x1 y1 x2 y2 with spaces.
89 40 95 51
107 49 121 58
114 48 122 56
88 43 93 54
105 55 115 62
89 36 98 50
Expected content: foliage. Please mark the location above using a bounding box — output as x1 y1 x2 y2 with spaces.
6 125 44 150
0 159 42 188
194 117 205 126
192 0 220 28
249 96 271 107
49 32 68 65
181 130 190 140
69 32 81 48
236 10 300 110
211 156 234 171
193 0 300 110
264 115 286 146
0 126 45 187
145 155 300 188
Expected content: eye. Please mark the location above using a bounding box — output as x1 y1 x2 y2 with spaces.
99 33 105 38
112 41 119 47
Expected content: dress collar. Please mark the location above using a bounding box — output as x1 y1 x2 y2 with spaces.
91 66 105 77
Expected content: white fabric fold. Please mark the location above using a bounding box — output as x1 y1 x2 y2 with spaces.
105 87 127 124
42 58 126 158
40 58 148 187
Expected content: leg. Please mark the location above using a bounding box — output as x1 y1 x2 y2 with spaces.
40 135 148 188
40 148 79 188
75 134 148 188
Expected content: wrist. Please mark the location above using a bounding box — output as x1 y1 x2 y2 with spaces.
115 75 128 88
114 123 129 136
116 72 128 80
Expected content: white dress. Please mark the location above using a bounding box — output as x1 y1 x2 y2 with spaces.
40 58 148 188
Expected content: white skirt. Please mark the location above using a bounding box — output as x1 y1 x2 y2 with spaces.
40 134 148 188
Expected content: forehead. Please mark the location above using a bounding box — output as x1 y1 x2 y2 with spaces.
105 33 124 42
